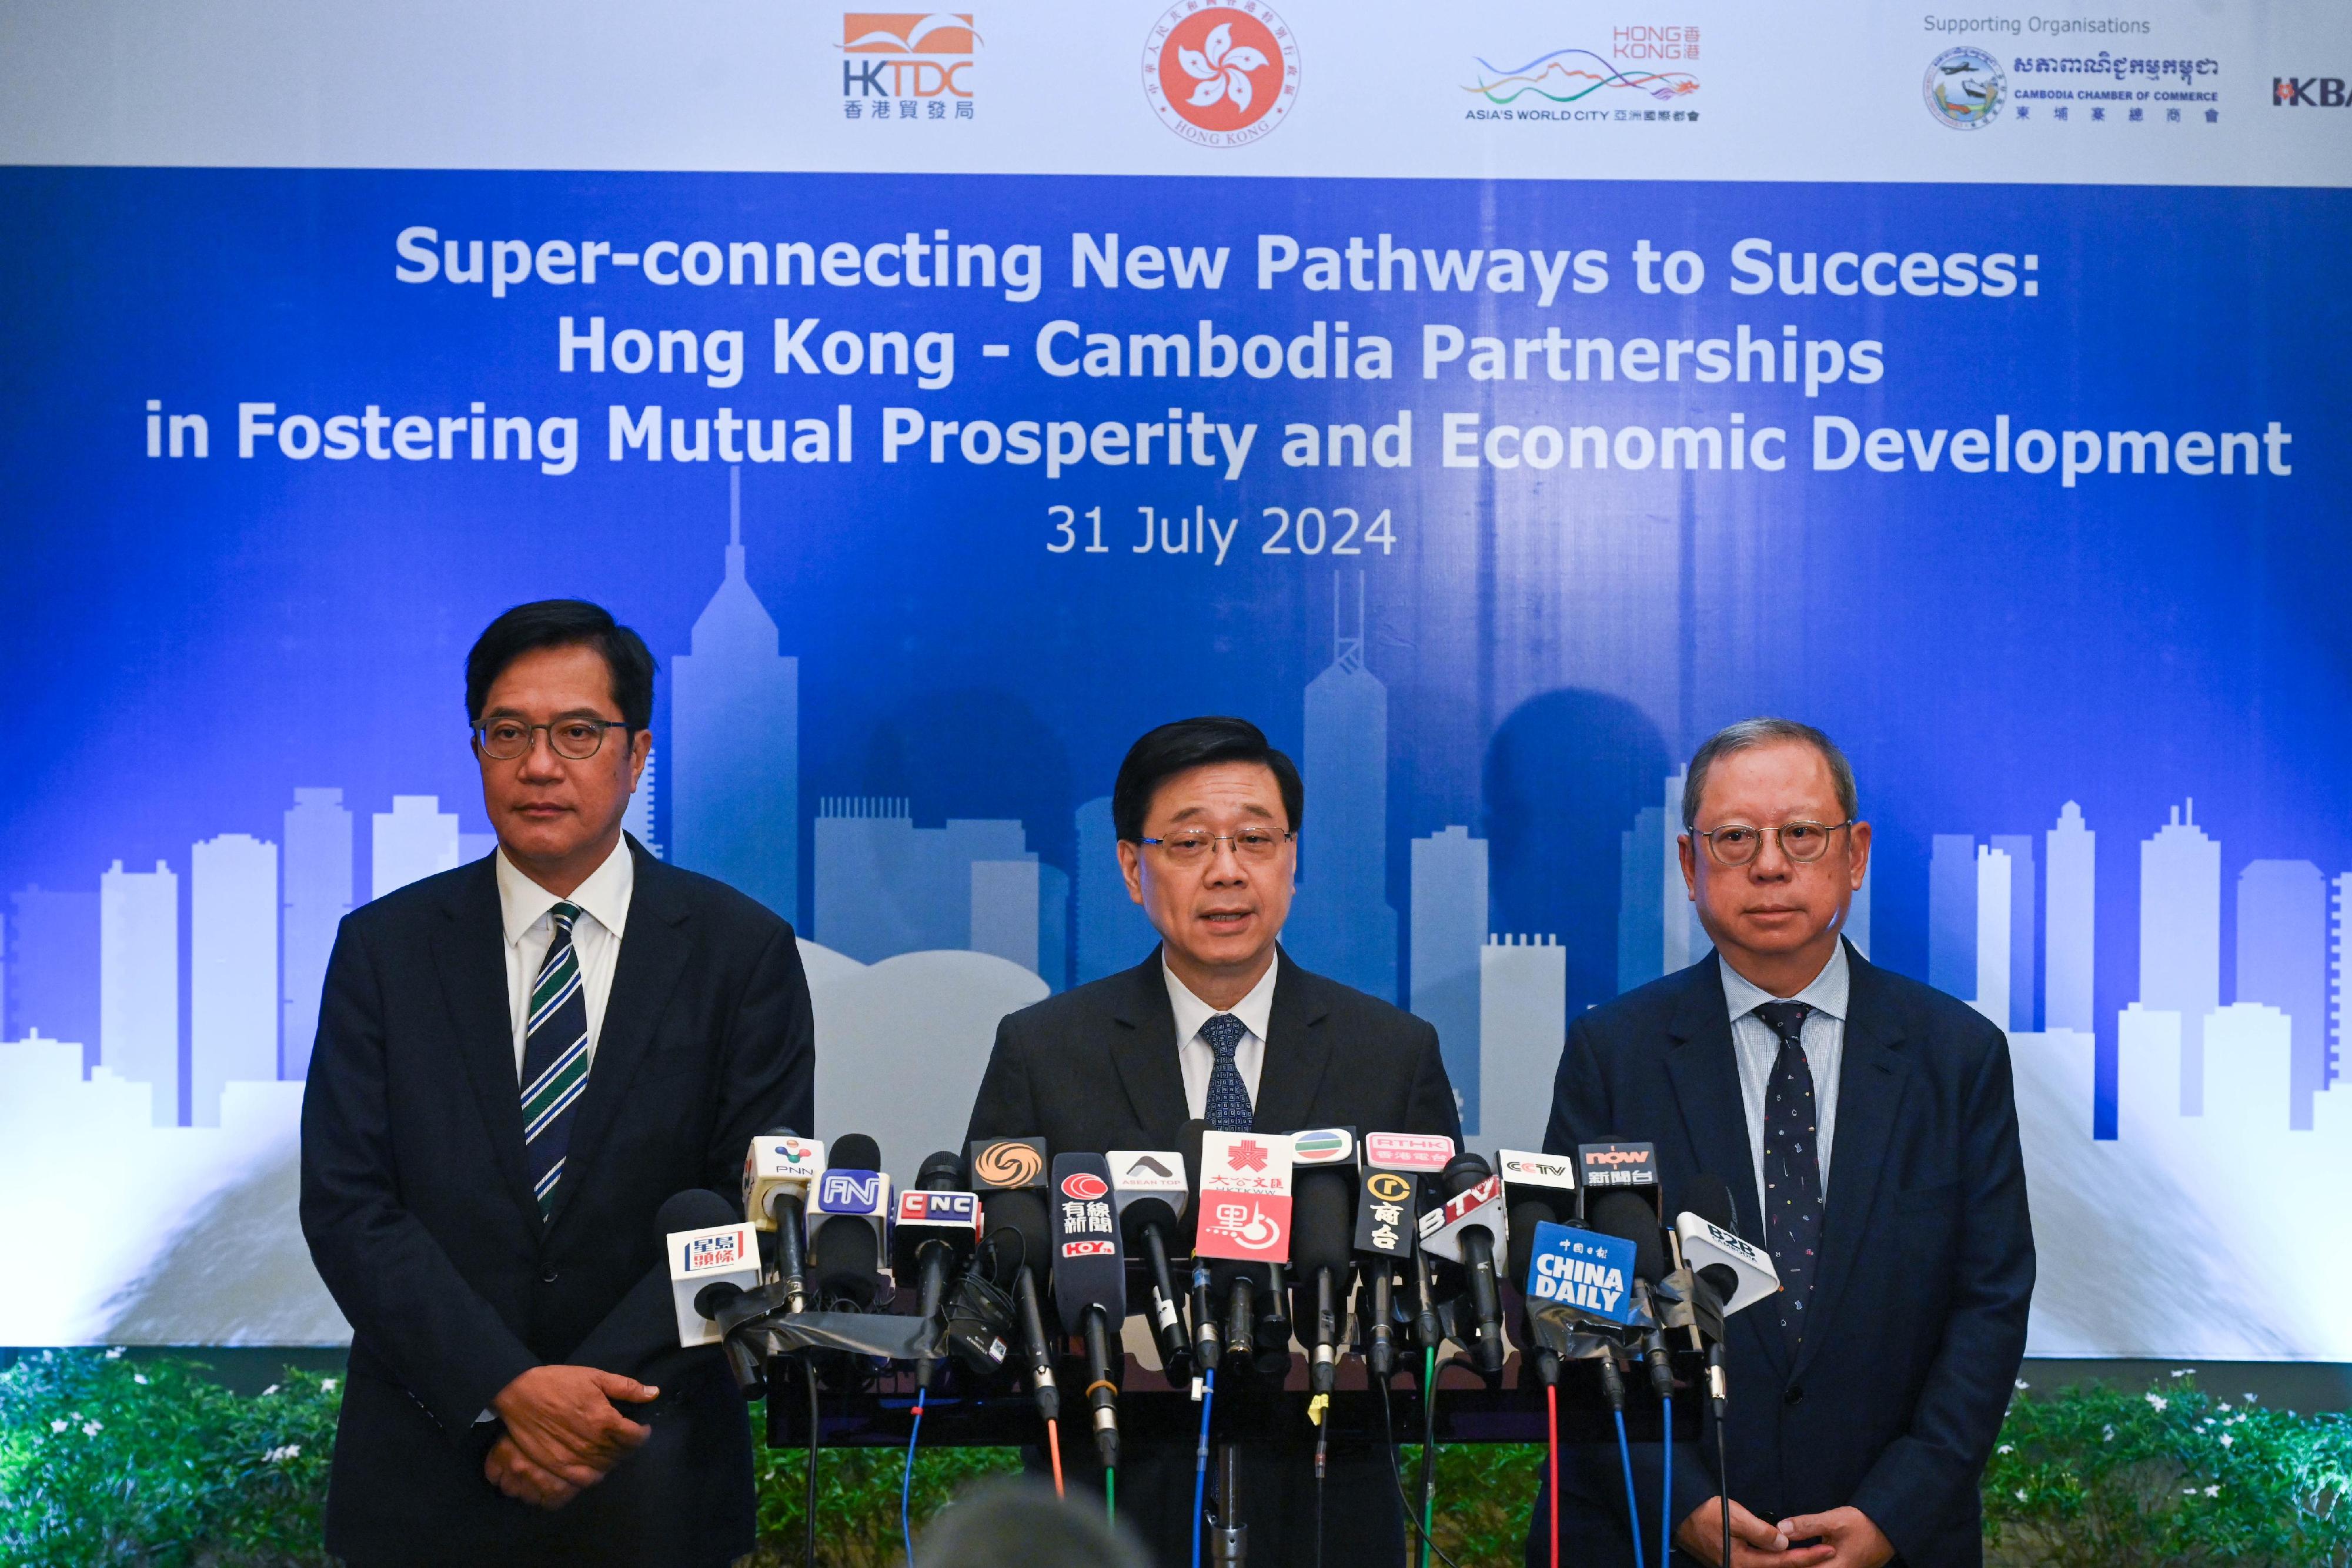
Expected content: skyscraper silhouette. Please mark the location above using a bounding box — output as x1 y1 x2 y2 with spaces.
2235 859 2327 1129
1285 574 1398 999
101 859 178 1126
9 885 98 1073
813 798 1034 967
1411 826 1488 1124
1073 797 1152 984
1479 934 1563 1149
1991 833 2038 1032
192 833 276 1127
2333 872 2350 1096
671 467 799 921
1929 834 1977 999
621 745 663 858
1616 804 1666 992
2045 803 2096 1034
372 795 457 900
2140 801 2221 1115
1970 844 2013 1027
280 788 351 1082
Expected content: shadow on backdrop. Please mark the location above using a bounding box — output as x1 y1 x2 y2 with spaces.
858 687 1077 876
1484 688 1674 1021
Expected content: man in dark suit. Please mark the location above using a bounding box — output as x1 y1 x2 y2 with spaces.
301 600 815 1567
966 716 1461 1567
1535 718 2033 1568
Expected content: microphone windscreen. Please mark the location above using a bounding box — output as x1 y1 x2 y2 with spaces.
1179 1119 1207 1190
829 1132 883 1172
1685 1172 1740 1233
757 1124 801 1140
918 1149 964 1191
1505 1199 1563 1287
810 1214 882 1305
1700 1262 1741 1303
1440 1149 1495 1199
983 1188 1052 1286
1291 1168 1356 1275
1586 1188 1666 1284
656 1188 741 1245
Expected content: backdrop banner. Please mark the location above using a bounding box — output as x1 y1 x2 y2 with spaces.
1 2 2346 1357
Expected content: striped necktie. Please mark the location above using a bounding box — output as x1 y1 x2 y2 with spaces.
520 902 592 1219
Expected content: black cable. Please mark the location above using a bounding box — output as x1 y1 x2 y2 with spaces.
1419 1349 1439 1568
1376 1374 1463 1568
1714 1364 1733 1568
803 1362 820 1568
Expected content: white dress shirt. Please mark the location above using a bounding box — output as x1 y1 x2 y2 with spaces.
1166 956 1277 1121
1720 941 1850 1223
497 837 634 1080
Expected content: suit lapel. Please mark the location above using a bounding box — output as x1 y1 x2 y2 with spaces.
1249 949 1335 1134
1108 950 1189 1141
1790 944 1912 1382
1661 952 1788 1377
549 844 693 1230
433 859 537 1221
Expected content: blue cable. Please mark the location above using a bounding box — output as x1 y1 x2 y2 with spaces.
1191 1366 1216 1568
1613 1406 1646 1568
901 1390 925 1568
1661 1396 1672 1568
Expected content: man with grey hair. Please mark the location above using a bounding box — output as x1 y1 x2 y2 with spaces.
1529 718 2033 1568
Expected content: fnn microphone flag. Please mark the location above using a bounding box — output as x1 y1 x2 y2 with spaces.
1525 1221 1643 1327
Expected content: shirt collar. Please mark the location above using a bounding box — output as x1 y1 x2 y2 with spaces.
496 835 635 947
1719 938 1850 1026
1163 951 1281 1047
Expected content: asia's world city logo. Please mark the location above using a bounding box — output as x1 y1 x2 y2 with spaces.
841 12 977 123
1143 4 1299 146
1462 40 1698 124
1926 46 2004 129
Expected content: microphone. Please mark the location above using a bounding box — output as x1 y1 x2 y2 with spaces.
1673 1173 1779 1321
969 1136 1058 1423
1107 1140 1193 1380
1420 1152 1510 1377
1586 1185 1675 1401
1050 1153 1127 1467
1177 1120 1222 1375
1363 1131 1455 1354
1499 1149 1582 1383
1194 1129 1294 1376
1352 1159 1419 1382
808 1132 893 1310
1288 1128 1358 1397
660 1188 766 1395
893 1151 981 1390
742 1126 825 1310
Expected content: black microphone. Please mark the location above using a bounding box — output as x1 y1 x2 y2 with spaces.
969 1136 1058 1424
1680 1173 1745 1317
1431 1152 1509 1377
808 1132 893 1310
1108 1138 1194 1381
1500 1156 1577 1388
1352 1161 1419 1382
1290 1138 1359 1398
743 1125 823 1312
658 1189 767 1395
658 1188 757 1323
1050 1152 1126 1467
1178 1120 1222 1375
893 1150 980 1390
1586 1186 1674 1401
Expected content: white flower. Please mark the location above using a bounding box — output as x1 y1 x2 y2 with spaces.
49 1419 67 1434
80 1420 102 1437
2146 1393 2169 1411
260 1383 280 1397
1997 1444 2013 1455
321 1378 338 1393
2219 1402 2231 1412
1175 22 1272 113
2242 1392 2257 1403
2102 1425 2115 1442
2015 1379 2030 1390
2171 1368 2191 1378
2204 1485 2221 1497
263 1443 302 1464
2013 1489 2027 1502
133 1374 148 1386
2219 1433 2233 1447
103 1346 124 1360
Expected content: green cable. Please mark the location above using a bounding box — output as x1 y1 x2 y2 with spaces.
1421 1346 1437 1568
1105 1466 1115 1526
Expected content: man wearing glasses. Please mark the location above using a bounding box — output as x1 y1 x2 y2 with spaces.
1534 719 2033 1568
965 714 1462 1566
301 600 814 1566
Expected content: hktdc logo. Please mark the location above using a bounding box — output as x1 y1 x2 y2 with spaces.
2274 77 2348 106
1142 4 1300 146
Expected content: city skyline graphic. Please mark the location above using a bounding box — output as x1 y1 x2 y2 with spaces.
2 471 2347 1351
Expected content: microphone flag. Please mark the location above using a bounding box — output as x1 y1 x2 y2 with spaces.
1194 1130 1294 1262
1524 1221 1645 1328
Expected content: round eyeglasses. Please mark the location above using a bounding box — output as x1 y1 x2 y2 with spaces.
1139 828 1297 864
1693 820 1854 867
472 718 632 761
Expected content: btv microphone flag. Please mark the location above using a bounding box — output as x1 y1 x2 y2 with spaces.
1416 1172 1506 1264
1194 1130 1294 1262
1525 1221 1645 1328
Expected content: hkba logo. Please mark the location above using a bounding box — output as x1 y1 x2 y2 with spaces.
1143 4 1299 146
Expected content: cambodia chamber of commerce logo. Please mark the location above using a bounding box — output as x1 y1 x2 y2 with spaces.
1143 3 1299 146
841 12 977 122
1925 46 2004 129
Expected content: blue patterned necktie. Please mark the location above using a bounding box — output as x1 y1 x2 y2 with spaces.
520 902 592 1219
1200 1012 1254 1132
1755 1000 1820 1353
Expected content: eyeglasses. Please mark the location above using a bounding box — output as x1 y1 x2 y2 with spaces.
1138 828 1297 864
473 718 632 761
1693 820 1854 867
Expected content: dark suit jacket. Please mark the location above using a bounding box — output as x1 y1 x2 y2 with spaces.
1535 944 2033 1568
300 840 814 1568
965 946 1462 1568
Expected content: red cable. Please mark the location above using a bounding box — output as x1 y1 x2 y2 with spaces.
1547 1382 1561 1568
1047 1416 1066 1499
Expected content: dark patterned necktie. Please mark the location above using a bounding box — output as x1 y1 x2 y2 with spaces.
1201 1012 1254 1132
1755 1000 1820 1353
520 902 592 1219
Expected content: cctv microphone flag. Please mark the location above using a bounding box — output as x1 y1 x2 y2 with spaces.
1523 1221 1646 1329
1498 1149 1579 1211
1416 1172 1508 1265
966 1136 1049 1192
668 1220 763 1347
1194 1130 1294 1263
1355 1166 1420 1258
743 1132 826 1231
1575 1140 1661 1218
1050 1153 1127 1325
